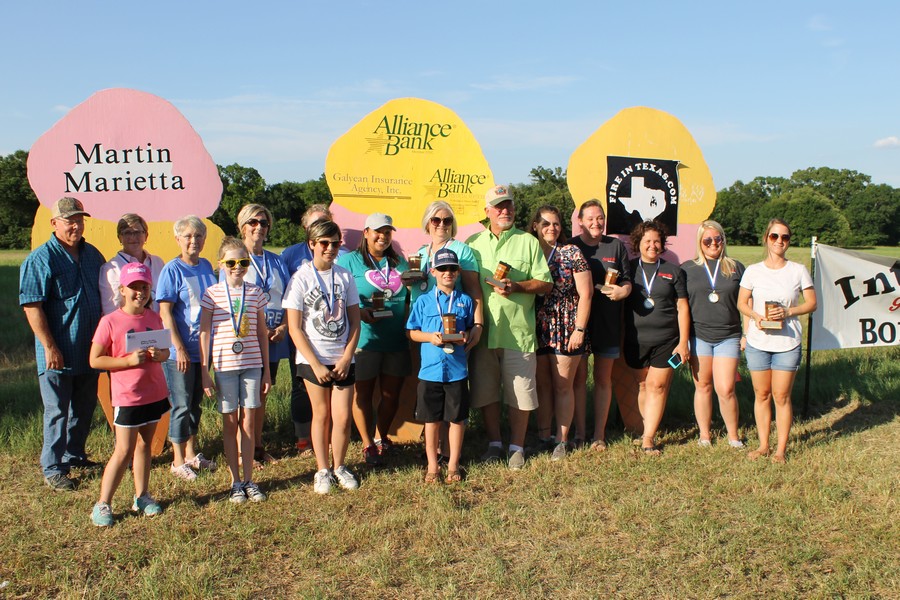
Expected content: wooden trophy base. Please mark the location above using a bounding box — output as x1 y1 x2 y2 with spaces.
485 277 508 290
759 320 784 330
372 310 393 319
401 270 426 285
441 333 464 342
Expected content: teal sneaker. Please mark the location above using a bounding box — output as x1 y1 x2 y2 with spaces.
132 494 163 516
91 502 113 527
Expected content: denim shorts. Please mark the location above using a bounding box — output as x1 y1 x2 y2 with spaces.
592 345 621 360
691 336 741 360
215 368 262 413
744 343 801 372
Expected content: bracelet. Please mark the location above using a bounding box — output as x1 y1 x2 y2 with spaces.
574 326 585 332
472 323 484 328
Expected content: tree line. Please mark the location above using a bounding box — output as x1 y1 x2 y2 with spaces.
2 150 897 249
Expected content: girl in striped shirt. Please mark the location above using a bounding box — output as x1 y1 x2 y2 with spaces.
200 237 271 503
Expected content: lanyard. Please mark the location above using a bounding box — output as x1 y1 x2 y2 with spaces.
703 258 721 292
313 267 335 314
546 243 558 267
640 260 660 297
249 252 271 293
434 287 455 315
367 252 391 291
225 283 246 336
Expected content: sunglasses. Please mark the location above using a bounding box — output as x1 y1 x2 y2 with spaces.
316 239 342 250
430 216 454 227
246 218 269 228
221 258 251 268
702 236 724 247
768 233 791 243
435 265 459 272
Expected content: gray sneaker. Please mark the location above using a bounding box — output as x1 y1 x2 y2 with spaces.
480 445 505 463
45 473 77 491
508 449 526 470
243 481 267 502
333 465 359 490
550 442 567 462
229 482 247 504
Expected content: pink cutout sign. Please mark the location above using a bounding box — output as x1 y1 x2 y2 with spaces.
28 88 222 222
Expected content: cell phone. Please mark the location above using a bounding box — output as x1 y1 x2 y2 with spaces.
667 353 683 369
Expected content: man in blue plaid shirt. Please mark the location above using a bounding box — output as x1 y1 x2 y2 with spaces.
19 197 105 491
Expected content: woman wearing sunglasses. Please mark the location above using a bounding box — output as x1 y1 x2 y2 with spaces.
530 205 592 461
233 204 291 466
681 220 745 449
284 220 361 493
737 219 816 463
336 213 410 465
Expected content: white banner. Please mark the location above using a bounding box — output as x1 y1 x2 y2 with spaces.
811 244 900 350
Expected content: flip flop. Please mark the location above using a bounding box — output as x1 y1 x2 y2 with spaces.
641 446 661 456
424 471 441 484
590 439 608 452
445 470 462 483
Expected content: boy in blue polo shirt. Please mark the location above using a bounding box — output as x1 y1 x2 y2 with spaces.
407 248 475 484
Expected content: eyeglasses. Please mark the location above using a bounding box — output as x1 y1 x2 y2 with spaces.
316 240 342 250
702 236 724 247
435 265 459 272
768 233 791 243
246 218 269 228
120 229 146 237
430 216 454 227
179 233 204 240
221 258 251 268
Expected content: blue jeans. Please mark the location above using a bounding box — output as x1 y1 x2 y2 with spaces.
163 360 204 444
38 371 99 477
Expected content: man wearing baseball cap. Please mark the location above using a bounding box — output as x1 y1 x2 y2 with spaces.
465 185 552 469
19 197 105 491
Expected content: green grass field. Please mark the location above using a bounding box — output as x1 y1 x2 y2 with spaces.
0 246 897 598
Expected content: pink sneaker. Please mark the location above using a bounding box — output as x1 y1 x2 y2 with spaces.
187 453 217 472
170 463 197 481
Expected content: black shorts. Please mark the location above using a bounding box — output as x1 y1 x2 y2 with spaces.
297 363 356 388
624 337 679 370
114 398 170 428
416 380 469 423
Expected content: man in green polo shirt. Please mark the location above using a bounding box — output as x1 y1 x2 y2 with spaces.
466 185 552 470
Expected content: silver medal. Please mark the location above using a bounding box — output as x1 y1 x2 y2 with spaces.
383 288 392 300
443 344 454 354
420 281 428 291
708 292 719 303
232 341 244 354
644 297 655 310
263 292 271 303
327 321 339 332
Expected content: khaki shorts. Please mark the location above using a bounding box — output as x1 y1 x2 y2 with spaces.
469 345 538 411
354 349 411 381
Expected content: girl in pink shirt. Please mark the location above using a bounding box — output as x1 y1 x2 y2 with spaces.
88 263 170 527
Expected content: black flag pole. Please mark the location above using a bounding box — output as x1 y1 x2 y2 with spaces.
802 236 817 417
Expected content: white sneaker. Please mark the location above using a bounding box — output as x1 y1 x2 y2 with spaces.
333 465 359 490
313 468 333 495
229 482 247 504
729 439 746 448
170 463 197 481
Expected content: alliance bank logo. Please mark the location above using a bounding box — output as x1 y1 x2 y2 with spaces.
366 114 453 156
605 155 680 235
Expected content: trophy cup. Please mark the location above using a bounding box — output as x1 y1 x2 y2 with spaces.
759 301 784 330
441 312 464 343
370 291 393 320
401 253 426 286
485 261 512 289
599 267 619 293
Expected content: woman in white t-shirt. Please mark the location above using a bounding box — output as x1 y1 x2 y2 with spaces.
738 219 817 463
284 220 362 495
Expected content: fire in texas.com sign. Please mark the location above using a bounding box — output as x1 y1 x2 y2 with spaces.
605 155 679 235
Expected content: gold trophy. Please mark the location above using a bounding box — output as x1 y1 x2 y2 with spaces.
759 301 784 330
486 261 512 289
600 267 619 293
370 291 393 319
401 253 426 285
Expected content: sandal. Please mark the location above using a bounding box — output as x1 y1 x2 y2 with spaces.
445 470 462 484
424 471 441 484
641 445 661 456
590 439 608 452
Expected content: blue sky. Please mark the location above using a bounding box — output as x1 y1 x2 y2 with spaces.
3 1 899 189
